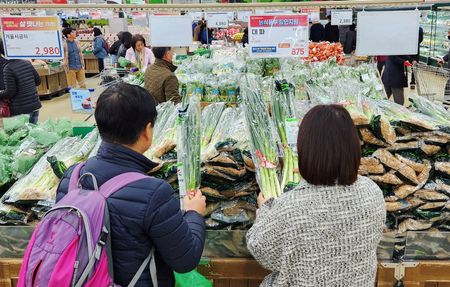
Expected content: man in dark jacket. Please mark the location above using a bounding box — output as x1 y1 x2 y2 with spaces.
144 47 181 104
56 83 206 287
310 22 325 42
0 40 41 123
324 15 340 43
343 24 356 54
382 55 414 106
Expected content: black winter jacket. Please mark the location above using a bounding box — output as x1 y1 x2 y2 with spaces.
324 23 340 43
0 59 41 116
56 142 206 287
382 55 413 88
310 23 325 42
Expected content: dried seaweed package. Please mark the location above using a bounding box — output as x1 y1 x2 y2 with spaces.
388 141 420 153
395 164 419 186
370 172 403 186
414 189 449 202
370 115 397 145
373 149 403 170
385 200 410 212
359 128 387 147
210 200 257 225
393 185 417 199
417 202 446 212
435 161 450 179
420 142 442 156
395 152 425 173
398 219 433 233
417 160 433 189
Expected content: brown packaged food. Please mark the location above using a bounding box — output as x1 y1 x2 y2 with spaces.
359 128 387 147
394 185 417 199
414 189 449 202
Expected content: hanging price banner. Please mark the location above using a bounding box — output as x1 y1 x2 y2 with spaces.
249 14 309 58
1 16 63 60
301 8 320 22
206 13 229 28
331 10 353 26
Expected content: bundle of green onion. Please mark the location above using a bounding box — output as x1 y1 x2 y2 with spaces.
177 95 202 201
240 74 282 199
272 79 301 191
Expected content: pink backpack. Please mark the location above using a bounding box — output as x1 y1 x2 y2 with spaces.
17 163 158 287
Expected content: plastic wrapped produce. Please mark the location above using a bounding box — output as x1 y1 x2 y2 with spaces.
241 74 281 198
201 103 225 150
177 96 201 200
1 131 98 203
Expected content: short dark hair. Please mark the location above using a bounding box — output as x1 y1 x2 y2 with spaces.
95 83 158 145
297 105 361 186
152 47 171 59
121 32 133 48
62 27 75 38
93 27 102 37
131 34 146 50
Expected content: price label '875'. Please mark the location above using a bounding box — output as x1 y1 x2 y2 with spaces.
291 48 305 56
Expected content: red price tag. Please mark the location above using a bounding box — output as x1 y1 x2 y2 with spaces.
35 47 60 56
291 48 305 56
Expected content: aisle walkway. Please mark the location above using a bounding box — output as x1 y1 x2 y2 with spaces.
39 77 99 123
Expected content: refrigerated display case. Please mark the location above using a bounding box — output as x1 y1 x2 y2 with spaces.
420 4 450 65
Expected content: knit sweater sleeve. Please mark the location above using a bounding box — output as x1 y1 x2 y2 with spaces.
246 198 289 272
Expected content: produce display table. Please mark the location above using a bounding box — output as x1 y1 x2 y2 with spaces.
83 53 100 75
197 258 450 287
34 66 68 99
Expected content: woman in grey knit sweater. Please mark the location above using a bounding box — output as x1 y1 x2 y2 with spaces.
247 105 386 287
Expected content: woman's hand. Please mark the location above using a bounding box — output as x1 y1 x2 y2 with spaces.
257 192 268 208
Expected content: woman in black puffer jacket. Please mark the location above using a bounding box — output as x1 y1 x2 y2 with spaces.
0 40 41 124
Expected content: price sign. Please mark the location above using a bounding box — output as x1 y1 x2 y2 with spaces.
1 16 63 60
70 89 93 113
237 10 252 22
249 14 309 58
301 8 320 22
331 9 353 26
207 13 229 28
189 12 204 21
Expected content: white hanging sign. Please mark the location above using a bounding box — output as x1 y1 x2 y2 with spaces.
206 13 229 28
331 9 353 26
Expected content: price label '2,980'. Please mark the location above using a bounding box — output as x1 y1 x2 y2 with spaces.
1 16 63 60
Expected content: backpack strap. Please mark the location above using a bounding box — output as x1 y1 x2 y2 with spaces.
68 163 86 191
128 248 157 287
98 172 148 198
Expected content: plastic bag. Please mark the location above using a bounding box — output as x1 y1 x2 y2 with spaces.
2 114 30 133
12 138 45 179
174 270 212 287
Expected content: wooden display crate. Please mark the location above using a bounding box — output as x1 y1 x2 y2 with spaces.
34 66 68 99
83 54 100 74
3 258 450 287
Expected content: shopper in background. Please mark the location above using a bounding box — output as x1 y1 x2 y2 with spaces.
310 21 325 42
247 104 385 287
62 27 86 89
56 83 206 287
145 47 181 104
343 23 357 54
109 31 124 67
382 55 414 105
117 31 132 59
193 20 203 41
199 22 212 45
92 27 108 73
61 18 70 29
410 27 424 89
125 34 155 71
376 55 387 76
242 27 249 46
324 15 340 43
0 40 41 124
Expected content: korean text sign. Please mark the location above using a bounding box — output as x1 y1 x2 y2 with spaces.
249 14 309 58
0 16 63 60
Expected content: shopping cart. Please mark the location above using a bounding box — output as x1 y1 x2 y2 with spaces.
82 68 123 122
412 63 450 108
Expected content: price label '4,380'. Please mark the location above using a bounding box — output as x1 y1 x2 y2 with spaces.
1 16 63 60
